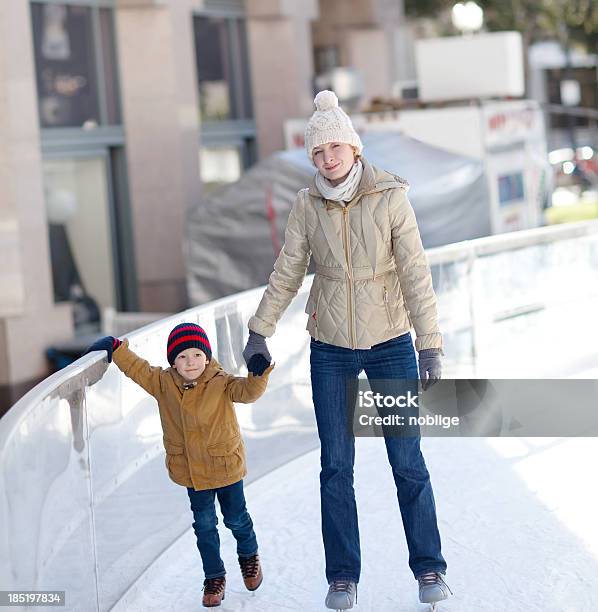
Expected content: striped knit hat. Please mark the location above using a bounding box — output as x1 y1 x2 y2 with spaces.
167 323 212 365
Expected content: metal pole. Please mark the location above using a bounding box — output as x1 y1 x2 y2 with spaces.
559 22 577 153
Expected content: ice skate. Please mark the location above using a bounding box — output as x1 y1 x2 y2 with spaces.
417 572 452 610
238 553 263 591
202 576 225 607
325 579 357 610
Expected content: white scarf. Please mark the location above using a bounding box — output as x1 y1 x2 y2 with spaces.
315 160 363 204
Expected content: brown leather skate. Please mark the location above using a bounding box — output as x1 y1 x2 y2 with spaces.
202 576 225 607
238 554 263 591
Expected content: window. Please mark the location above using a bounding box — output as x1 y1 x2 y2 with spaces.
546 67 598 129
43 155 117 328
200 147 243 195
498 172 525 206
314 45 340 75
31 3 132 317
30 3 121 128
194 9 257 183
193 15 253 122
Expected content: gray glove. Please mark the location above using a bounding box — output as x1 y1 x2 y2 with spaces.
418 348 442 391
243 330 271 366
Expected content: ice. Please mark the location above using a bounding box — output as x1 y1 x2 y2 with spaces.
114 436 598 611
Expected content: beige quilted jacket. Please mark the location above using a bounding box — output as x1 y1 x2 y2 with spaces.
248 157 443 352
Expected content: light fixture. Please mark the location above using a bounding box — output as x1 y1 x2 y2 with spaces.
451 2 484 34
562 161 575 175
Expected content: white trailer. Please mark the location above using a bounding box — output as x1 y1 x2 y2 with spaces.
359 100 550 234
285 99 550 235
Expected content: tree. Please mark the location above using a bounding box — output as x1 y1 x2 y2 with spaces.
405 0 598 53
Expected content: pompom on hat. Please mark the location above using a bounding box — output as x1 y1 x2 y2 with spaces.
304 90 363 162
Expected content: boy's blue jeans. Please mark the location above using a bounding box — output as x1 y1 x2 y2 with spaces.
187 480 258 579
310 332 447 584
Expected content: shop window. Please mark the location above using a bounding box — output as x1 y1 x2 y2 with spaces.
193 15 253 122
30 3 121 128
200 147 242 194
43 156 117 328
314 45 340 75
546 67 598 129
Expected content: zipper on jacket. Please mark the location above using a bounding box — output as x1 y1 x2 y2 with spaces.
342 206 357 349
313 292 320 340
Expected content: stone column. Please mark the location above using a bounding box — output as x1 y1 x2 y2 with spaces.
114 0 202 311
246 0 319 158
0 0 72 398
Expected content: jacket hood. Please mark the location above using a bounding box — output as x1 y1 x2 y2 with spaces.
308 156 410 200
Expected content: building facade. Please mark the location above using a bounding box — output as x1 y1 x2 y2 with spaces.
0 0 409 402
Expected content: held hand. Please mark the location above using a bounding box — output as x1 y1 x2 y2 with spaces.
247 354 271 376
84 336 121 363
418 348 442 391
243 330 272 367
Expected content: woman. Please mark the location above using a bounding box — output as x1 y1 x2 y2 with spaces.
243 90 451 610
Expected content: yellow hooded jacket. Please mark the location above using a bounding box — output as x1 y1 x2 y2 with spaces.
113 340 273 491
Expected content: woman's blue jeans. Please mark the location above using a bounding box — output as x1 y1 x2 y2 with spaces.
310 332 447 583
187 480 258 579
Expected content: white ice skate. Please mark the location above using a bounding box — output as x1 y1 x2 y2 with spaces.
417 572 452 611
325 580 357 610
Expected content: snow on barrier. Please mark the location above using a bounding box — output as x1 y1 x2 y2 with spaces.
1 220 598 611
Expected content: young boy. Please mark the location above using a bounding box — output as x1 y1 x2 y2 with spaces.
85 322 274 608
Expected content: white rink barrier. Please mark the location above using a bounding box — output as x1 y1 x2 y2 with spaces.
2 220 598 611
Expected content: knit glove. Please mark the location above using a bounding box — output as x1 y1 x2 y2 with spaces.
247 354 271 376
243 330 272 368
84 336 122 363
418 348 442 391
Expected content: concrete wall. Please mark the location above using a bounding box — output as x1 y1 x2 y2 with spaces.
246 0 318 157
0 0 72 389
312 0 412 109
0 0 417 396
114 0 203 312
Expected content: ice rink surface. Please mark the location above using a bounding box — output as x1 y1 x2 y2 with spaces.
114 435 598 612
6 226 598 610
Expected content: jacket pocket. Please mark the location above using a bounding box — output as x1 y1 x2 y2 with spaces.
305 293 320 339
395 281 412 328
383 284 396 328
164 440 188 480
164 441 184 455
207 434 243 480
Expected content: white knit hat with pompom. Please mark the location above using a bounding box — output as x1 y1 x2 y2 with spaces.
304 90 363 161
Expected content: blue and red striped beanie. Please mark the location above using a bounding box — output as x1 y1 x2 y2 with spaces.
167 323 212 365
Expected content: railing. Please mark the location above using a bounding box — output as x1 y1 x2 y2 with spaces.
2 219 598 611
432 220 598 378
